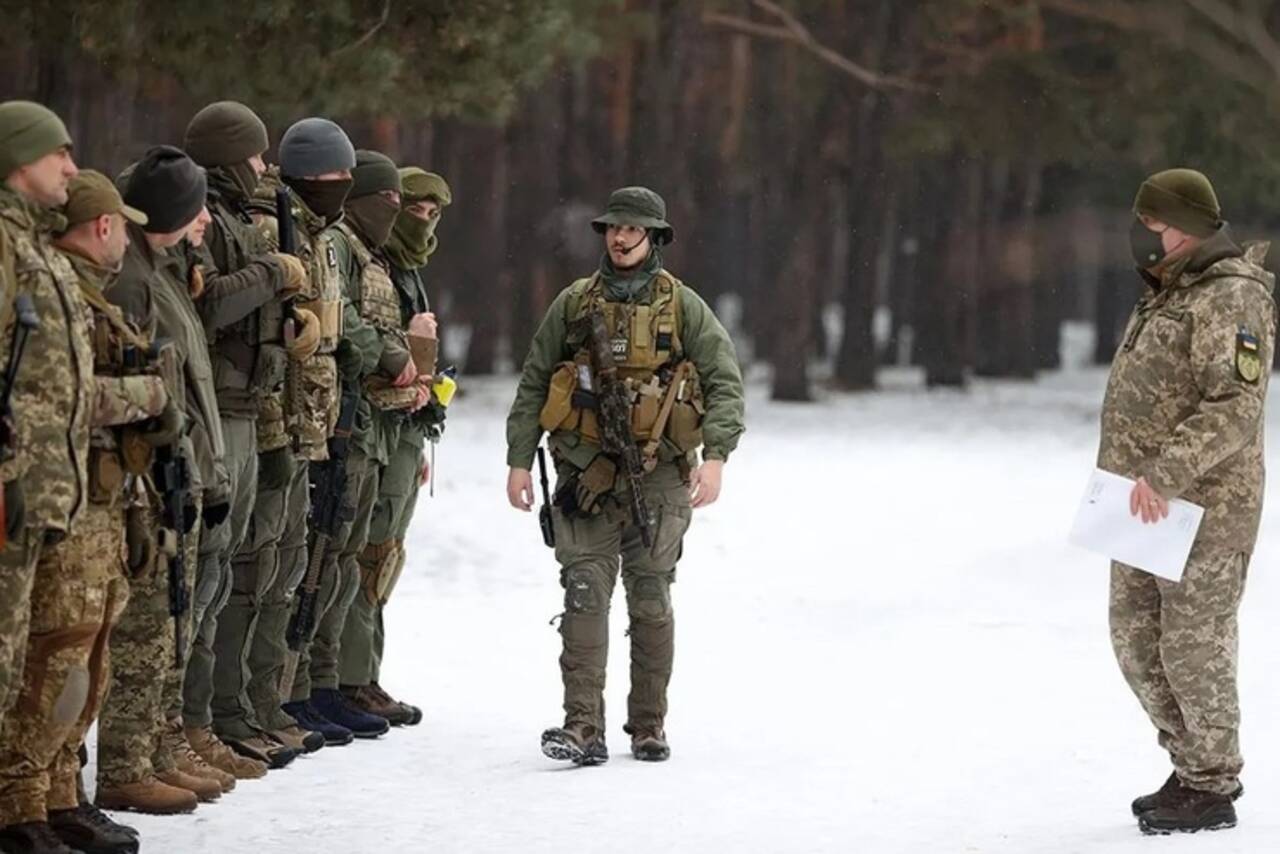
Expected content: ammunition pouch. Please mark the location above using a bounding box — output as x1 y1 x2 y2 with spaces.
298 298 342 353
125 506 156 579
553 455 617 518
87 447 126 505
664 364 705 453
362 376 420 412
118 430 155 477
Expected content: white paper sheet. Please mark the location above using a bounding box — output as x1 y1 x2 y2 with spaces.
1068 468 1204 582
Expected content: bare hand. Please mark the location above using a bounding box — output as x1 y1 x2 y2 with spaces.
689 459 724 509
507 467 534 512
409 311 438 338
1129 477 1170 525
420 455 430 486
392 359 419 388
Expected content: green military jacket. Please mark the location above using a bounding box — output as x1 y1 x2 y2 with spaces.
107 224 230 505
0 186 94 534
505 262 746 471
1100 228 1277 554
327 222 412 465
196 169 289 419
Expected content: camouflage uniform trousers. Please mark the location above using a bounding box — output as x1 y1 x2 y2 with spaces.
1110 546 1249 795
213 447 306 738
0 502 128 824
338 432 423 687
552 461 692 732
183 416 257 731
0 529 46 725
290 447 377 701
97 500 200 786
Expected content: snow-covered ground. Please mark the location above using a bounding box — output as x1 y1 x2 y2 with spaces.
92 369 1280 853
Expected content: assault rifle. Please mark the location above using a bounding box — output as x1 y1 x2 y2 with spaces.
0 294 39 549
276 186 304 453
280 384 358 696
537 445 555 548
586 308 654 547
149 340 191 668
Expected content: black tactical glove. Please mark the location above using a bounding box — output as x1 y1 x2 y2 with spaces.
203 501 230 530
142 396 188 448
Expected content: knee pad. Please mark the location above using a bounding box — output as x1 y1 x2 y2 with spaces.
562 566 610 616
627 575 672 623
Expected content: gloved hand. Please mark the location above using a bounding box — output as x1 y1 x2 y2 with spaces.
287 307 321 362
203 501 230 530
392 358 419 389
142 396 188 448
408 311 437 338
272 253 308 296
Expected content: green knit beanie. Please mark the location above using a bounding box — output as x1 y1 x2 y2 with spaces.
0 101 72 179
1133 168 1221 238
183 101 268 167
348 150 400 199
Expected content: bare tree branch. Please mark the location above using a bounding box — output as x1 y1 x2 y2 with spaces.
702 0 928 94
332 0 393 59
1181 0 1280 79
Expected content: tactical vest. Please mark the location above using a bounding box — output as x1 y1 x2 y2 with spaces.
335 223 418 412
250 204 343 458
539 270 705 464
77 277 158 505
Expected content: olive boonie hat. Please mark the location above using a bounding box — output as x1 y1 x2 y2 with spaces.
63 169 148 228
591 185 674 245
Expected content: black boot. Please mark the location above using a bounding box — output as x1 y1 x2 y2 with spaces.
0 821 86 854
1138 787 1238 835
541 723 608 766
1132 772 1243 816
48 804 139 854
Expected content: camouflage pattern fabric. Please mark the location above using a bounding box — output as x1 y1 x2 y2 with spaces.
551 462 691 733
0 534 43 724
0 502 129 823
1100 230 1275 796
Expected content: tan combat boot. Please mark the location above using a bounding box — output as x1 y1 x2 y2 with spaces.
165 720 236 793
269 723 326 754
95 776 199 815
624 724 670 762
186 726 268 780
156 768 222 803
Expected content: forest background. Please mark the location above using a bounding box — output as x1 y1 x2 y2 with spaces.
4 0 1279 400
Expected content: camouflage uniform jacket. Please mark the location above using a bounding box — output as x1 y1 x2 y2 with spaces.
0 186 93 534
196 170 289 419
327 221 412 465
1099 228 1277 554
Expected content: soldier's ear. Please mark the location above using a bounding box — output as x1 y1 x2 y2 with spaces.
96 213 114 243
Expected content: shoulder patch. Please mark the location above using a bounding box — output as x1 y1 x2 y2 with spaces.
326 244 338 270
1236 326 1263 383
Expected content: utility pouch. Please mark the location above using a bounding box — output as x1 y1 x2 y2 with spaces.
88 448 125 504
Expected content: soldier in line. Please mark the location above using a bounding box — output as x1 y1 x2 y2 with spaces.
505 187 745 765
94 146 224 815
181 102 319 771
242 119 356 748
0 102 87 737
285 150 426 740
0 172 176 854
1105 169 1275 834
337 167 451 724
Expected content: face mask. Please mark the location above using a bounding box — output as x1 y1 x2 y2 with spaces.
1130 219 1168 269
344 194 401 248
284 176 353 219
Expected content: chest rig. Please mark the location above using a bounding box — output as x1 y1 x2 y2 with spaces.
540 270 705 465
335 223 418 412
253 204 343 354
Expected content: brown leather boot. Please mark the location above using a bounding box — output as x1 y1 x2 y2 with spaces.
218 730 300 770
156 767 222 803
186 726 268 780
624 724 670 762
95 776 199 815
269 723 326 754
370 682 423 726
343 683 419 727
165 721 236 793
